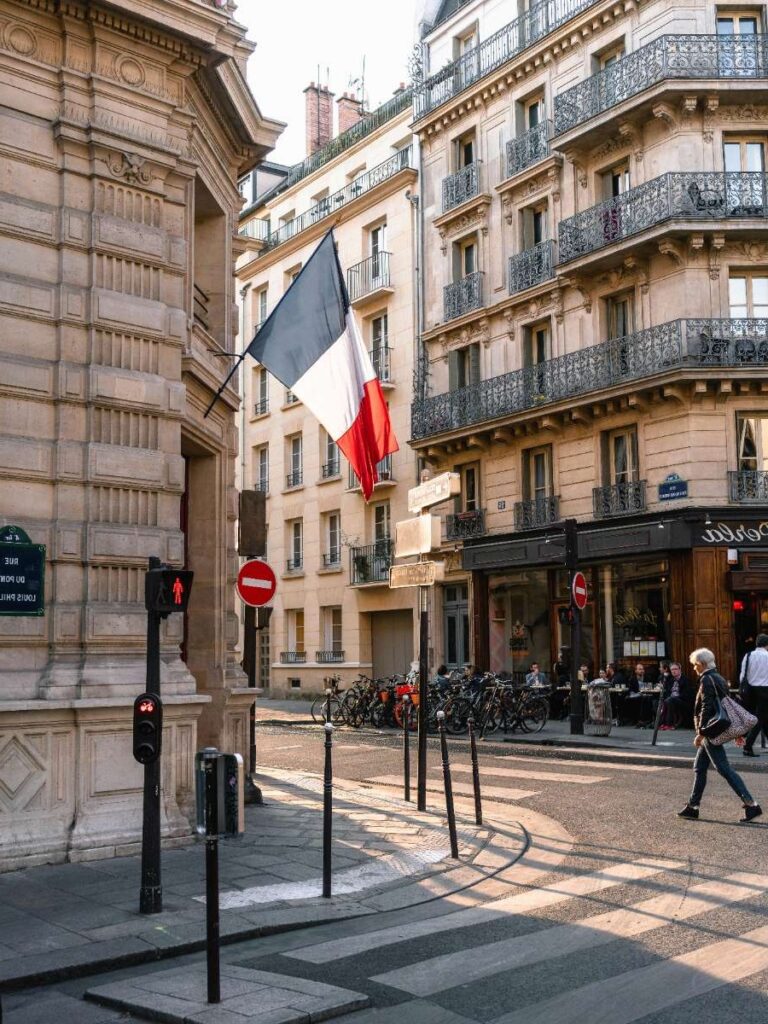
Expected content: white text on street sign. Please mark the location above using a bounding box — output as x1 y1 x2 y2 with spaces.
407 472 460 514
395 515 441 558
389 561 445 588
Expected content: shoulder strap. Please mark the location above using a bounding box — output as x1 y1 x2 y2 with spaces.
744 651 752 682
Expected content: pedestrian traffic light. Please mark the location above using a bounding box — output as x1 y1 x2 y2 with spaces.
558 606 575 626
145 566 193 616
133 692 163 764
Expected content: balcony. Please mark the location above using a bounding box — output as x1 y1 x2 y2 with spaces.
505 121 552 179
193 284 210 332
444 271 484 322
442 164 480 212
321 459 340 479
239 218 271 241
316 650 345 664
593 482 647 519
286 470 303 489
253 397 269 416
729 470 768 503
414 0 599 119
558 172 768 266
446 509 487 541
508 240 555 295
555 34 768 138
280 651 306 664
286 557 303 573
322 551 342 568
347 252 392 306
514 496 561 530
350 540 392 585
370 345 393 384
255 477 269 494
262 148 414 253
348 455 394 490
411 317 768 441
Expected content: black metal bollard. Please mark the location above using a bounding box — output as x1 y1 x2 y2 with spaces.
467 714 483 826
322 722 333 898
436 711 459 859
205 837 220 1003
403 695 411 802
325 686 332 724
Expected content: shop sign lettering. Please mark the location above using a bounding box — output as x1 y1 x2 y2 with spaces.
614 607 658 631
700 521 768 545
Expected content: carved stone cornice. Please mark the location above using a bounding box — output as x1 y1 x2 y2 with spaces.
433 193 492 250
658 239 686 266
437 316 491 357
496 156 562 217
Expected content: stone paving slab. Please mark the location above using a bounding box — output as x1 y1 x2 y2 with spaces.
86 963 370 1024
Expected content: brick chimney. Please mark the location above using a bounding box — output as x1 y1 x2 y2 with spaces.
304 82 334 156
337 92 364 135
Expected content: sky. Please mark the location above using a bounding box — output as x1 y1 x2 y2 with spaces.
236 0 424 167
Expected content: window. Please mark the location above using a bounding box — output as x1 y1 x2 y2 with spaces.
322 606 343 653
453 235 477 280
717 11 760 34
285 264 301 291
455 130 476 170
521 203 547 248
369 222 387 282
448 343 480 390
454 26 479 89
595 41 626 70
254 367 269 416
257 288 268 327
602 162 630 200
606 292 634 339
443 584 470 669
373 501 390 544
455 25 478 58
370 314 389 380
322 432 339 477
724 137 765 172
287 608 304 653
254 445 269 493
456 462 480 512
525 321 550 367
287 520 303 571
287 435 302 488
729 273 768 316
325 512 341 565
523 446 553 501
605 427 639 485
524 94 546 132
737 415 768 473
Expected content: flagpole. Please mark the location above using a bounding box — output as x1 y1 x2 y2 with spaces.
203 350 246 419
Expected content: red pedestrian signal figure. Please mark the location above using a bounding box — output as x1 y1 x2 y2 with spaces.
145 566 193 615
173 577 184 605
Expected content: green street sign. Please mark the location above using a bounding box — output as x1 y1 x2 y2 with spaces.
0 525 45 616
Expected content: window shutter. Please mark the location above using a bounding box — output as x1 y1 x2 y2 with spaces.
448 350 459 391
469 343 480 385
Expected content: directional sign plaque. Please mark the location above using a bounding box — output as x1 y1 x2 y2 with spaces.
389 561 445 589
0 525 45 616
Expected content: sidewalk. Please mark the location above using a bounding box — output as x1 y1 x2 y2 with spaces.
0 768 526 999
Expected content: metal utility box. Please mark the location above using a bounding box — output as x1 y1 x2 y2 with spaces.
195 748 245 838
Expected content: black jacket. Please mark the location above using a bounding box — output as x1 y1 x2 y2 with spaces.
693 669 728 735
662 673 693 706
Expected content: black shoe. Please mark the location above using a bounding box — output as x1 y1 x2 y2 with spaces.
742 804 763 823
743 748 759 757
677 805 699 820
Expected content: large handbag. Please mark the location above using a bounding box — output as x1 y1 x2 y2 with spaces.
701 689 731 740
709 695 758 746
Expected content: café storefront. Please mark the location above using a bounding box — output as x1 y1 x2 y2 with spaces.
464 514 768 685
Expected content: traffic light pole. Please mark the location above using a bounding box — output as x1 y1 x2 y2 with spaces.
564 520 584 736
140 555 163 914
417 584 428 812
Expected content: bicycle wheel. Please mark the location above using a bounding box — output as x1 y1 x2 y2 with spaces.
311 696 340 724
520 696 549 733
444 698 471 734
338 690 358 726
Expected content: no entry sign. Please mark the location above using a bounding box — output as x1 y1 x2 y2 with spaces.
236 559 276 607
571 571 588 610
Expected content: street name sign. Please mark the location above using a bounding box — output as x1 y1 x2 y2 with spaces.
407 472 460 514
236 559 277 607
572 571 588 610
389 561 445 589
395 515 441 558
0 525 45 616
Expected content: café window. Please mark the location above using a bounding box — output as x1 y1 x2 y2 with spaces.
598 560 670 666
606 291 634 340
603 427 639 485
737 414 768 471
729 273 768 316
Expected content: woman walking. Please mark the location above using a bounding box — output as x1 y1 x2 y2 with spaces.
678 647 762 822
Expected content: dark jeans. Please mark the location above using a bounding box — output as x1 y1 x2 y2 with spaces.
690 739 754 807
745 688 768 751
663 696 687 726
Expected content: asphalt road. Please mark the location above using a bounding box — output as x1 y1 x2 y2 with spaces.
6 724 768 1023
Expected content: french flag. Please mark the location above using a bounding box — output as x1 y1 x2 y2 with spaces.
245 230 398 500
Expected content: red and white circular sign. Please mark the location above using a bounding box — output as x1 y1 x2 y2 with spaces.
571 571 588 610
236 559 276 607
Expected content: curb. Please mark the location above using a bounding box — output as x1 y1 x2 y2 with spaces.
500 736 768 772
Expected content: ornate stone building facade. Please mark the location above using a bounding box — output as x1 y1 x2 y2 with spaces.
412 0 768 683
0 0 281 868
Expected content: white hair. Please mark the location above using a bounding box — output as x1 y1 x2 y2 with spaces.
689 648 716 669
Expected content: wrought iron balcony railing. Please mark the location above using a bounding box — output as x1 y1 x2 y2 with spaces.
322 551 342 568
193 283 210 331
262 148 413 252
446 509 487 541
348 455 393 490
253 397 269 416
593 481 647 518
442 164 480 212
280 651 306 664
347 252 391 302
350 540 392 585
506 121 552 178
444 271 484 321
555 34 768 136
509 240 555 295
411 317 768 439
514 496 561 530
558 172 768 264
729 470 768 503
286 557 303 572
255 476 269 494
316 650 345 663
321 459 340 479
286 470 303 488
370 345 392 383
238 218 271 240
414 0 599 118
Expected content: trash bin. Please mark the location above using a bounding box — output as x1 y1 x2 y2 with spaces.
584 682 612 736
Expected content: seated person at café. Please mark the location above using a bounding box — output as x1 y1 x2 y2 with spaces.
525 662 549 688
553 647 571 685
605 662 628 688
434 664 451 694
659 661 693 729
628 662 654 693
627 662 657 726
577 662 591 683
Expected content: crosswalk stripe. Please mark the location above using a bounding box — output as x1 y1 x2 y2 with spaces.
372 872 765 996
491 921 768 1024
284 858 679 965
486 754 667 773
442 765 610 785
367 775 539 801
